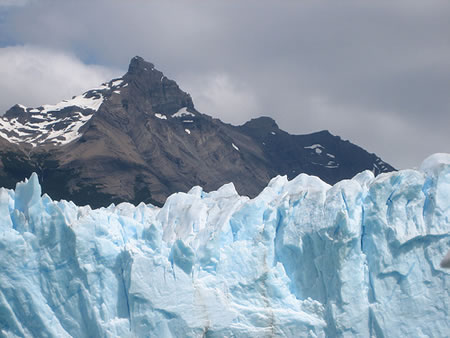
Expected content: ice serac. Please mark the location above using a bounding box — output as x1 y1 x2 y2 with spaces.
0 155 448 337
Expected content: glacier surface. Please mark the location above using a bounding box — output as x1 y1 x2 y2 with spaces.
0 154 449 337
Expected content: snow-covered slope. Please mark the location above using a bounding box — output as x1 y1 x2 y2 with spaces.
0 155 448 337
0 79 127 146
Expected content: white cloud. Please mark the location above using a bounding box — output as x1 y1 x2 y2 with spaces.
0 45 121 113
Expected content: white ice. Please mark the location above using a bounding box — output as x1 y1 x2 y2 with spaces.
0 154 449 337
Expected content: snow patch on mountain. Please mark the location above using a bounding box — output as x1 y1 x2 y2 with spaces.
304 144 324 154
0 154 448 337
111 79 124 87
41 93 104 113
172 107 195 118
0 80 117 146
155 113 167 120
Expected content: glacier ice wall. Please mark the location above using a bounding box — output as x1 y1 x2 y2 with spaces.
0 154 449 337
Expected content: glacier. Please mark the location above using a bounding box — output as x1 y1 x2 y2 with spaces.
0 154 449 337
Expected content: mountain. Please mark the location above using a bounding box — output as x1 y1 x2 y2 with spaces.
0 154 448 337
0 56 394 208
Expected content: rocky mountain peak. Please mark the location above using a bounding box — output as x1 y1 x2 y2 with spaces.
0 55 395 208
127 56 155 75
121 56 195 116
3 104 26 119
242 116 279 130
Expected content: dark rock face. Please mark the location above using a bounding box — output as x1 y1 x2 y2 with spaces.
0 56 395 208
124 56 195 116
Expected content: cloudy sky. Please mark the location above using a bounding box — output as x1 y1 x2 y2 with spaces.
0 1 449 168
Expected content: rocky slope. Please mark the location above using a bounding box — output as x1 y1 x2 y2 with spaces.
0 56 394 207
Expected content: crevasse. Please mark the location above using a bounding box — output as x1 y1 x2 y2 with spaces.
0 154 449 337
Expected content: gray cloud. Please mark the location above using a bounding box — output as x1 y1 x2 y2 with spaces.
183 72 261 125
0 0 30 6
0 0 449 168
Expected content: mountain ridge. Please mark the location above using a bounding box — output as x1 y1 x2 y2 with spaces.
0 56 395 207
